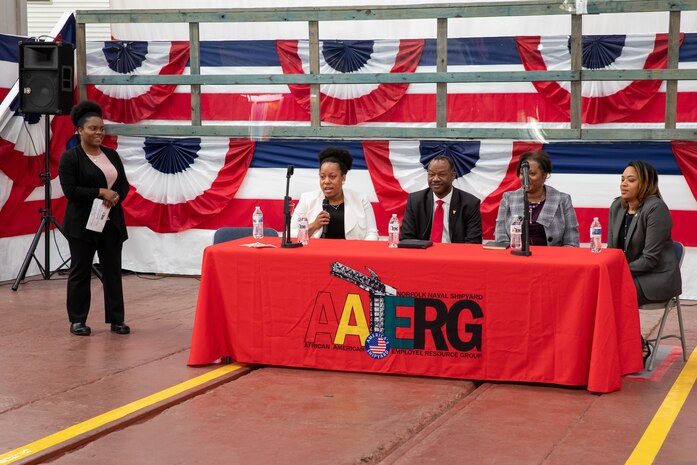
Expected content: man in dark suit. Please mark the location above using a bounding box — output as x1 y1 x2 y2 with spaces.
400 155 482 244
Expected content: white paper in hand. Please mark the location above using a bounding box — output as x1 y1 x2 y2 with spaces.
86 198 111 232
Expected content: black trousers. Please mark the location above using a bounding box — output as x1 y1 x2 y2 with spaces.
66 221 125 324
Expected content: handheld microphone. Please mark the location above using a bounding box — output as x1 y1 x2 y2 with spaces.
321 198 329 238
521 160 530 192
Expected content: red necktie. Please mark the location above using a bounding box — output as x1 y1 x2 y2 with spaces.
430 199 444 243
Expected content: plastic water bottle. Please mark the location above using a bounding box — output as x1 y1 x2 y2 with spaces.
590 217 602 253
297 216 309 245
388 214 400 248
510 215 523 250
252 206 264 239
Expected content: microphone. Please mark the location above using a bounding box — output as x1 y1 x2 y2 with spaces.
521 160 530 192
286 164 294 177
321 198 329 238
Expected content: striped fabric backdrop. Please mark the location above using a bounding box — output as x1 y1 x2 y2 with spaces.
1 11 696 298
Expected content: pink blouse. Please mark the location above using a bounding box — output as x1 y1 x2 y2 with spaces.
86 151 118 189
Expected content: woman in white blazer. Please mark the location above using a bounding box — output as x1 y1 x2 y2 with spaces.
291 147 378 240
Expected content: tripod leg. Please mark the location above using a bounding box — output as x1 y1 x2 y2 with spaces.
48 217 71 274
92 263 103 281
51 216 102 281
13 115 66 290
47 217 103 281
12 217 48 291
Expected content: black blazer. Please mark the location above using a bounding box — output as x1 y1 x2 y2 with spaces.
400 187 482 244
58 145 130 243
607 195 681 302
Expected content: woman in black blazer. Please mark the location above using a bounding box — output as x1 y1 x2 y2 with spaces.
607 160 681 306
58 100 130 336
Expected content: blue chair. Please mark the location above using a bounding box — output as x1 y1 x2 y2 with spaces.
641 241 687 371
213 227 279 244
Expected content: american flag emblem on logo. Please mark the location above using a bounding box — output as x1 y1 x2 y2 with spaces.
365 332 391 360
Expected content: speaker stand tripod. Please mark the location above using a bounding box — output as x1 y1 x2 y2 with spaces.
11 115 102 291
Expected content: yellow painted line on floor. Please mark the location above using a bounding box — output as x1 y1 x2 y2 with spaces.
0 363 245 465
625 347 697 465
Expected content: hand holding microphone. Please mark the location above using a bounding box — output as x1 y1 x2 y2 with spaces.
320 198 330 238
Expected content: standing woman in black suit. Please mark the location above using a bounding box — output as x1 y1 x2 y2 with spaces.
58 100 130 336
607 160 681 306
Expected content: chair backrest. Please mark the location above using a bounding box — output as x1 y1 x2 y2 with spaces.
673 241 685 269
213 227 279 244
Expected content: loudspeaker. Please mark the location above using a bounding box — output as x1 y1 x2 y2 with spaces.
19 41 74 115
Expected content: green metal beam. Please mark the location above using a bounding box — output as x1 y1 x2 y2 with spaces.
585 0 697 14
75 0 697 24
103 123 697 141
80 69 697 86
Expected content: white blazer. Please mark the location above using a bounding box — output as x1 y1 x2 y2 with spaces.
290 188 379 240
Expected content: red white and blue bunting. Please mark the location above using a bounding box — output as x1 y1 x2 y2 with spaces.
362 140 539 237
277 39 424 124
117 136 255 232
86 41 190 123
2 26 697 247
516 33 681 123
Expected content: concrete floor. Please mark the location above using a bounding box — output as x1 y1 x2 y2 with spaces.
0 273 695 465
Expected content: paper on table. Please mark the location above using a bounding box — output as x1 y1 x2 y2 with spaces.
239 242 276 248
482 241 509 250
86 198 111 232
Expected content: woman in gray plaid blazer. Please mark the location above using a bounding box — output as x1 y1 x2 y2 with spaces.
494 150 580 247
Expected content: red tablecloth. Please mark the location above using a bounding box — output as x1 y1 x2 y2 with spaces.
188 238 643 393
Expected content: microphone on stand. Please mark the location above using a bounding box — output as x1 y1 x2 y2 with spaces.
321 198 329 238
521 160 530 192
512 159 532 256
282 164 302 248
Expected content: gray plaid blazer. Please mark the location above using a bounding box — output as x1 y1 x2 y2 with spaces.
494 185 579 247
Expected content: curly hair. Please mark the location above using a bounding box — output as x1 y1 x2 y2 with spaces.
318 147 353 174
69 100 103 128
517 150 553 177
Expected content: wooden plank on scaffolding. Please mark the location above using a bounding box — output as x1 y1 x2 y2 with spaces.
309 20 320 128
76 21 86 102
436 17 448 128
103 123 697 141
189 22 201 127
76 1 697 24
665 10 681 129
81 69 697 86
570 14 582 130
